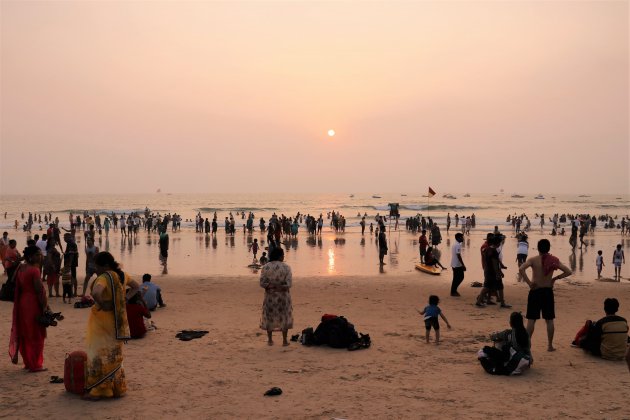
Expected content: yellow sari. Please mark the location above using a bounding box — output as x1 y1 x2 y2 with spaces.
85 271 130 398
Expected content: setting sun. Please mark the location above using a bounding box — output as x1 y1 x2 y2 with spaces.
328 129 335 137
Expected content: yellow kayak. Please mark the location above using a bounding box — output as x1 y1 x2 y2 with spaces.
415 263 442 275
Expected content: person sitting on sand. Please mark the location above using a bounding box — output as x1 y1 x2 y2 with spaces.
126 291 151 339
478 312 532 376
259 252 268 265
574 298 628 360
140 274 166 311
424 247 446 270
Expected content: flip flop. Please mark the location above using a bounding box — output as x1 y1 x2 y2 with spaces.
264 387 282 396
49 376 64 383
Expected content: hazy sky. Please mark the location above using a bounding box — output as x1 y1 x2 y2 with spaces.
1 1 628 195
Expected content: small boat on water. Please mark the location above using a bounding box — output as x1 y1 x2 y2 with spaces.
442 194 457 199
534 194 545 199
463 193 470 197
578 195 590 198
349 194 354 198
401 194 407 196
511 194 524 198
372 195 382 199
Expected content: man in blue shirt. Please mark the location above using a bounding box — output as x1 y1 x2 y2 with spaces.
141 273 166 311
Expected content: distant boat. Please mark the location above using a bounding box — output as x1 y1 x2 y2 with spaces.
442 194 457 199
463 193 470 197
372 195 381 199
511 194 524 198
578 195 590 198
156 188 161 193
401 194 407 197
349 194 354 198
534 194 545 199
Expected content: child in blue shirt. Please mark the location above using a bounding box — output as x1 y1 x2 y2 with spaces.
417 295 451 344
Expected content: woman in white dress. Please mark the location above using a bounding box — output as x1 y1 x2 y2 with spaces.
260 247 293 346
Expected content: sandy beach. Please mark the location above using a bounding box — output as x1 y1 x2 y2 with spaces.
2 248 629 419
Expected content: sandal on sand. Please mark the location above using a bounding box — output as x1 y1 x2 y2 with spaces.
264 387 282 396
176 330 209 341
50 375 64 383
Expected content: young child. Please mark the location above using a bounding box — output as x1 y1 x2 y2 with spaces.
61 265 73 304
596 250 604 279
369 223 374 235
259 252 268 265
417 295 451 344
251 238 259 262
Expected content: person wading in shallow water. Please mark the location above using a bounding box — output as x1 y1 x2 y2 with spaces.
378 226 388 266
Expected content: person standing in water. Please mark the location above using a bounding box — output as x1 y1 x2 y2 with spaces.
378 226 388 266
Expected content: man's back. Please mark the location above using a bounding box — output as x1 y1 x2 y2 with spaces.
526 255 555 288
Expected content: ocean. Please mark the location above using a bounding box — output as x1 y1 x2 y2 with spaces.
1 193 628 278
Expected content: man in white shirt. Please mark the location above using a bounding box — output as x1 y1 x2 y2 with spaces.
36 234 48 257
450 233 466 297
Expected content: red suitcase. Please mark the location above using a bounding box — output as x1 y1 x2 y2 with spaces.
64 351 87 394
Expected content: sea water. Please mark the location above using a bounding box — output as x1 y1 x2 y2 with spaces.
0 193 628 278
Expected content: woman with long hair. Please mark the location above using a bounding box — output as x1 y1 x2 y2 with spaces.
478 312 532 376
9 245 48 372
84 251 139 400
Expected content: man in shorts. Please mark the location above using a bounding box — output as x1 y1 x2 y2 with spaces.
519 239 572 352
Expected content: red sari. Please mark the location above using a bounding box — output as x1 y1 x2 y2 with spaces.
9 265 46 371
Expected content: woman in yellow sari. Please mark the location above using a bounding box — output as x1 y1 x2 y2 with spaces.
84 252 139 400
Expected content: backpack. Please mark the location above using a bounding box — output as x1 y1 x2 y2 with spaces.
0 279 15 302
314 316 359 349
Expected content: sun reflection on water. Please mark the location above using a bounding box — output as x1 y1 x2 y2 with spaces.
327 248 335 274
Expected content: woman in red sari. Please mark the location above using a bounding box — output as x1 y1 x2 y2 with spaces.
9 245 48 372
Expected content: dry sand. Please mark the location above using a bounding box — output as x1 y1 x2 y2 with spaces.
1 263 629 419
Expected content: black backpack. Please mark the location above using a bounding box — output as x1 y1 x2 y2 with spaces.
314 316 359 348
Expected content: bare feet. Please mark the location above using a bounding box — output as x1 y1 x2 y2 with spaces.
547 346 556 352
28 367 47 373
267 341 273 346
282 341 290 347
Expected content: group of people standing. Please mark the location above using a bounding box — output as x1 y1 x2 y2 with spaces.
6 238 166 399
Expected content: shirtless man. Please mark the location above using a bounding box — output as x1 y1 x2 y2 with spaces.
518 239 572 352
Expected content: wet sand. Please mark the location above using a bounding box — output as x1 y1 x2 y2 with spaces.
6 226 630 279
1 232 629 419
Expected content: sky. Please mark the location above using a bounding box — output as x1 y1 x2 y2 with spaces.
1 1 628 195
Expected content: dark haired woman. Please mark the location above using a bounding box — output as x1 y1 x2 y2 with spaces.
84 252 139 400
478 312 532 375
9 246 48 372
259 247 293 346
